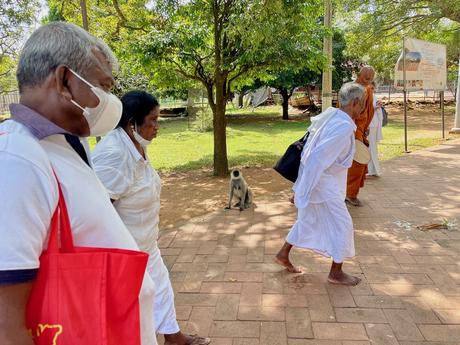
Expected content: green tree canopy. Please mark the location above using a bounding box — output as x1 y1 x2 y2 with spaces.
260 30 356 120
339 0 459 33
138 0 325 175
0 0 39 92
268 68 320 120
44 0 325 175
337 0 460 83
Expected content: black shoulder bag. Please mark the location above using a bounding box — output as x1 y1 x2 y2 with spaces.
381 106 388 127
273 132 310 183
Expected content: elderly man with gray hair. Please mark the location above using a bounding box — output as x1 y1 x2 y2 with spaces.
275 82 366 286
0 22 157 344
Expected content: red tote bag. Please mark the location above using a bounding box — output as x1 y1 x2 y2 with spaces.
26 179 149 345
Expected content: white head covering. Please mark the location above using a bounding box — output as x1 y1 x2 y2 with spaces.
301 107 338 164
307 107 338 136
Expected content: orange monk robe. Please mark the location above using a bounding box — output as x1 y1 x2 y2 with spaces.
346 85 375 198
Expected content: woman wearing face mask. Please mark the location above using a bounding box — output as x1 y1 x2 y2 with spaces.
92 91 211 345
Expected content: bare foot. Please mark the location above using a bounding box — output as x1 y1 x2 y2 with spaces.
327 271 361 286
164 333 211 345
274 255 302 273
184 334 211 345
345 197 362 207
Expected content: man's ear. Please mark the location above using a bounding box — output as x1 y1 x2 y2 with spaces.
54 65 73 101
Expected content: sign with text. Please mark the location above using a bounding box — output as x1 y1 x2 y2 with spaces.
394 38 447 91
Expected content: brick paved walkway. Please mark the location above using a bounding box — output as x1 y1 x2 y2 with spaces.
157 139 460 345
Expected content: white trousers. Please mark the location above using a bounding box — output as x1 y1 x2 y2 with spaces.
147 246 180 335
367 126 381 176
139 274 158 345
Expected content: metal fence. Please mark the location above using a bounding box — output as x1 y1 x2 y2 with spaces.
375 82 457 101
375 89 456 102
0 91 19 116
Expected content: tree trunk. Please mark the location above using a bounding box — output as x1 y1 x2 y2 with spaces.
80 0 89 31
280 88 290 120
211 0 229 176
212 77 229 176
238 92 244 108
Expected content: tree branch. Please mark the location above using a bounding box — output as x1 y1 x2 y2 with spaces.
205 83 216 113
112 0 149 32
380 13 442 32
176 50 213 84
0 70 12 78
168 58 205 83
227 60 269 85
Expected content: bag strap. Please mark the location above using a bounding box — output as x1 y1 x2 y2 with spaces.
48 172 75 253
301 131 310 142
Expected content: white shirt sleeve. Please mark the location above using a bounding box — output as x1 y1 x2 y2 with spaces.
0 152 57 270
293 123 353 208
92 148 132 200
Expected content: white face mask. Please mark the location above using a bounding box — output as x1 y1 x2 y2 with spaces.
68 69 122 137
132 123 152 147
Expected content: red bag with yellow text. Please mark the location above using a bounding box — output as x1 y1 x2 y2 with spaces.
26 179 148 345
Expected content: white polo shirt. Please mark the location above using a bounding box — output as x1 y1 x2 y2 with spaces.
0 115 157 345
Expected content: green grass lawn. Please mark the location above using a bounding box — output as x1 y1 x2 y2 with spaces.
86 105 457 172
147 111 309 172
379 124 449 160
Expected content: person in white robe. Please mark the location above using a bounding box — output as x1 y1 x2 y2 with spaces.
92 91 211 345
275 82 367 286
367 83 383 176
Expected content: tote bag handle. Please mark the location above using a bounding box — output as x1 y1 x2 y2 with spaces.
48 173 75 253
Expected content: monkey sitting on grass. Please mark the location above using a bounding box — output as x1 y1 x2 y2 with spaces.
225 169 253 211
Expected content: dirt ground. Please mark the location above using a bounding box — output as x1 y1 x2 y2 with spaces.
159 104 458 229
159 167 292 229
385 102 455 130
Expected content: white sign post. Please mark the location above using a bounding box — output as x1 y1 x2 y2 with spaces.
394 38 447 151
451 57 460 133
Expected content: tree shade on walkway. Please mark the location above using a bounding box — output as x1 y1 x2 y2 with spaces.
157 139 460 344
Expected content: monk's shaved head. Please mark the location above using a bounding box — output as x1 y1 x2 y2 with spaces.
358 66 374 76
356 66 375 86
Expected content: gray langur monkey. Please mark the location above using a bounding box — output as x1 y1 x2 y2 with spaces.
225 169 253 211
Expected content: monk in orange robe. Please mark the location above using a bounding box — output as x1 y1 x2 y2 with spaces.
346 67 375 206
